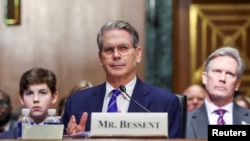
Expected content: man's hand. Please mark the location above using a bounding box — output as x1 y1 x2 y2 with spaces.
66 112 88 135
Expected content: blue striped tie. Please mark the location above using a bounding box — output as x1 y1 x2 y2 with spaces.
107 89 121 112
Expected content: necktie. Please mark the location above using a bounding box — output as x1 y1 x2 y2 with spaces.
214 109 227 125
107 89 121 112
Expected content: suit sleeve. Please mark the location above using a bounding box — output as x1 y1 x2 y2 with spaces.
167 96 183 138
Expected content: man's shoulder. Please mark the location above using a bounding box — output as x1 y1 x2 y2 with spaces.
143 83 171 91
234 103 250 115
9 119 18 129
0 126 18 139
138 80 172 92
137 82 177 101
187 105 206 118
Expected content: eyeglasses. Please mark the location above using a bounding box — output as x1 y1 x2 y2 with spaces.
101 44 134 58
0 100 9 107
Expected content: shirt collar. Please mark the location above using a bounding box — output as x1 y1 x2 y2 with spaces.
106 76 137 99
205 98 233 114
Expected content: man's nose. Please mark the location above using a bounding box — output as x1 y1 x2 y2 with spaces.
113 48 121 56
219 72 227 81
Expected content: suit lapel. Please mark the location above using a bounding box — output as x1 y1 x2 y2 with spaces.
127 78 150 112
233 103 250 124
233 103 241 124
88 83 106 112
192 105 209 138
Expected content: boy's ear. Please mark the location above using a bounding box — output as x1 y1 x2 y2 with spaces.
52 91 59 104
19 96 24 105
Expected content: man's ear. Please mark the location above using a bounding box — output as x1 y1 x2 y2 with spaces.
136 47 142 63
235 80 241 91
201 71 207 85
98 51 104 66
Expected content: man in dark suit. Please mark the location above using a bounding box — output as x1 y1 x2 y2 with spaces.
61 20 183 138
186 47 250 139
0 90 18 133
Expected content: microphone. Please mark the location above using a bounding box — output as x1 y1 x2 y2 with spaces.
119 85 150 112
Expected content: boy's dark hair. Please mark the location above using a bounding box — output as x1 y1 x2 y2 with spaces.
19 68 57 97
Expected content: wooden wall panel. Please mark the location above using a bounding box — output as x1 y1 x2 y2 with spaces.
190 4 250 95
174 0 250 95
0 0 145 111
173 0 192 93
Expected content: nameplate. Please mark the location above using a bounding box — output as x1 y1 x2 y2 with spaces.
90 112 168 138
22 124 64 139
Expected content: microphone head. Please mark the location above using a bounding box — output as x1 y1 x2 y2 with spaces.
119 85 126 93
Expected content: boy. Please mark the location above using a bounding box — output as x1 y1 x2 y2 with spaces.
0 68 59 139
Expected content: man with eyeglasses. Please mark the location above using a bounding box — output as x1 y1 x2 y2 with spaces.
0 90 18 133
61 20 183 138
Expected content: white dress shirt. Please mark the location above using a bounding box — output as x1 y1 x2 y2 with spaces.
205 98 233 125
102 76 136 113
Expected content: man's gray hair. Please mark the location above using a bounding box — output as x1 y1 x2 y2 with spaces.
204 47 245 78
96 20 139 51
